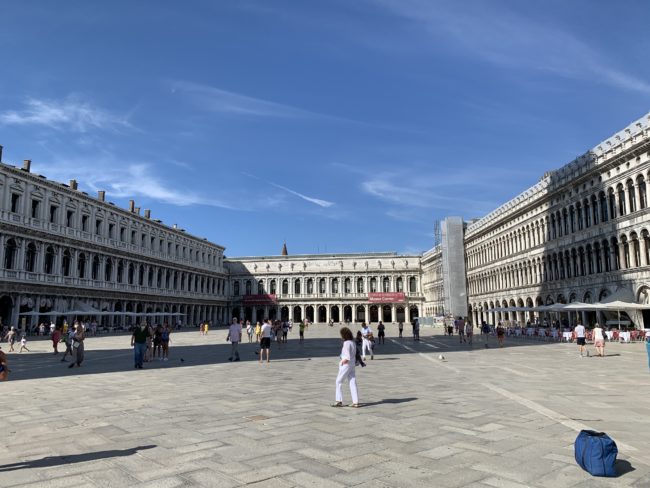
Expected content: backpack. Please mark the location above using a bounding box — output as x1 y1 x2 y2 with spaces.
574 430 618 477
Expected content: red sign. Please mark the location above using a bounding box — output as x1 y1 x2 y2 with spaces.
368 292 405 303
242 294 277 305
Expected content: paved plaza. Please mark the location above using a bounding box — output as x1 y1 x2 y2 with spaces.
2 326 650 488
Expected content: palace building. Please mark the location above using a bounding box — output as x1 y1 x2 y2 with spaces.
2 111 650 329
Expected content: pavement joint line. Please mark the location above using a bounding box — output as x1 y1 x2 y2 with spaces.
483 383 650 467
388 338 460 373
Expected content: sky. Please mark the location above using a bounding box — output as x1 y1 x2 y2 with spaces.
1 0 650 257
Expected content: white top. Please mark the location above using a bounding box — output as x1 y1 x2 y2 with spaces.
340 340 356 366
574 325 585 338
228 323 241 342
261 323 272 338
361 326 372 338
593 327 604 341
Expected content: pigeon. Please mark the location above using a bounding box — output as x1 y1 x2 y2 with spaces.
180 358 185 362
438 354 445 361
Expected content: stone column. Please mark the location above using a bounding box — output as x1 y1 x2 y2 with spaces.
10 294 22 328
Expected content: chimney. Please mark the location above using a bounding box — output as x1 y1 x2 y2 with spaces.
0 145 3 162
97 190 105 202
69 179 78 190
144 209 151 219
173 224 178 229
23 159 31 172
134 207 140 215
129 200 135 212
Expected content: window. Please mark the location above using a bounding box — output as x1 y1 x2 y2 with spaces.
245 280 252 295
357 278 364 293
82 215 89 231
331 278 339 293
150 236 155 249
270 280 277 294
44 246 55 274
306 279 313 294
282 280 288 294
409 277 417 292
120 227 126 241
25 243 37 272
10 194 20 213
108 223 115 238
258 280 264 294
49 205 58 223
31 199 40 218
234 282 240 295
370 277 377 292
92 256 100 280
141 233 146 246
95 219 102 235
131 230 137 244
78 253 86 278
105 259 113 281
396 277 403 292
4 239 17 269
62 250 71 276
66 210 74 227
319 278 326 294
294 279 301 295
344 278 351 294
382 277 390 292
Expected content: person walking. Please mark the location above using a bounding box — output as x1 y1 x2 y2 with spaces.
333 327 360 408
574 322 588 357
246 321 253 343
413 319 420 341
259 319 272 364
361 322 374 360
377 321 385 345
61 326 75 361
153 324 163 360
227 318 241 362
6 327 17 352
299 320 306 344
481 321 491 346
68 324 85 368
254 321 262 343
19 334 30 353
131 323 150 369
496 323 505 347
51 326 61 354
398 321 403 338
465 320 473 346
161 323 171 361
282 321 289 343
456 317 466 343
593 322 605 357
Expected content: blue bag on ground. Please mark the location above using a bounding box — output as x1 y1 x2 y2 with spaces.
574 430 618 477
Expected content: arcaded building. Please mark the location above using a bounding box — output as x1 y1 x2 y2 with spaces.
0 154 229 329
225 252 424 324
464 112 650 328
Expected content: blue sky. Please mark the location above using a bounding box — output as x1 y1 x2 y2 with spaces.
1 0 649 256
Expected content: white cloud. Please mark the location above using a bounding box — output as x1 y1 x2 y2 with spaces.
0 96 134 132
370 0 650 94
32 158 235 210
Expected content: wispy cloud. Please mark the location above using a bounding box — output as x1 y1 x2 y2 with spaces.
0 96 134 132
243 172 335 208
370 0 650 94
33 157 236 209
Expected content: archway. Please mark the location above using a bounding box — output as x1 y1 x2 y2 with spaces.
409 306 419 323
280 306 289 321
293 306 302 323
356 305 365 323
396 306 405 322
0 295 12 327
369 305 379 323
382 305 392 322
343 305 352 322
244 307 252 322
256 308 265 322
269 308 277 321
330 305 340 323
318 306 327 323
232 307 240 321
305 306 314 322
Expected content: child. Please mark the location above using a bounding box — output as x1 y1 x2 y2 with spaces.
19 334 30 353
355 331 366 367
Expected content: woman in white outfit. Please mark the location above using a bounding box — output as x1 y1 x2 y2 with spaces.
333 327 359 408
361 322 374 360
593 323 605 357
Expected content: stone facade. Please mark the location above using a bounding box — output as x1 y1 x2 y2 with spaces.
225 253 423 324
464 112 650 328
0 158 229 329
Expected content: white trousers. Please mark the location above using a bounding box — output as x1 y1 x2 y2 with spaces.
335 363 359 404
362 338 373 358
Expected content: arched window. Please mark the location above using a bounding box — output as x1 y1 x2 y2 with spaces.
602 240 611 272
270 279 277 294
409 276 417 292
586 245 593 274
627 180 636 213
638 175 647 210
569 206 576 233
370 277 377 292
105 258 113 281
245 280 252 295
282 279 288 294
306 279 313 294
258 280 264 294
117 260 124 283
78 253 87 278
608 188 616 219
617 184 626 216
233 281 240 295
4 238 17 270
357 277 364 293
62 249 71 276
622 236 630 268
594 243 602 273
611 237 620 270
344 278 351 294
331 278 339 294
148 268 154 287
584 199 591 227
127 263 134 284
396 277 403 292
591 195 599 225
576 203 583 231
382 277 390 292
319 278 326 294
25 242 37 272
599 192 608 222
294 279 301 295
157 269 162 288
91 256 100 280
44 246 55 274
165 270 170 288
139 265 145 286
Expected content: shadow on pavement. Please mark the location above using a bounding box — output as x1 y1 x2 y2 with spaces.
362 397 418 407
615 459 636 477
0 445 156 472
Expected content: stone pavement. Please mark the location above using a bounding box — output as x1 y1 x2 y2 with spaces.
1 325 650 487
